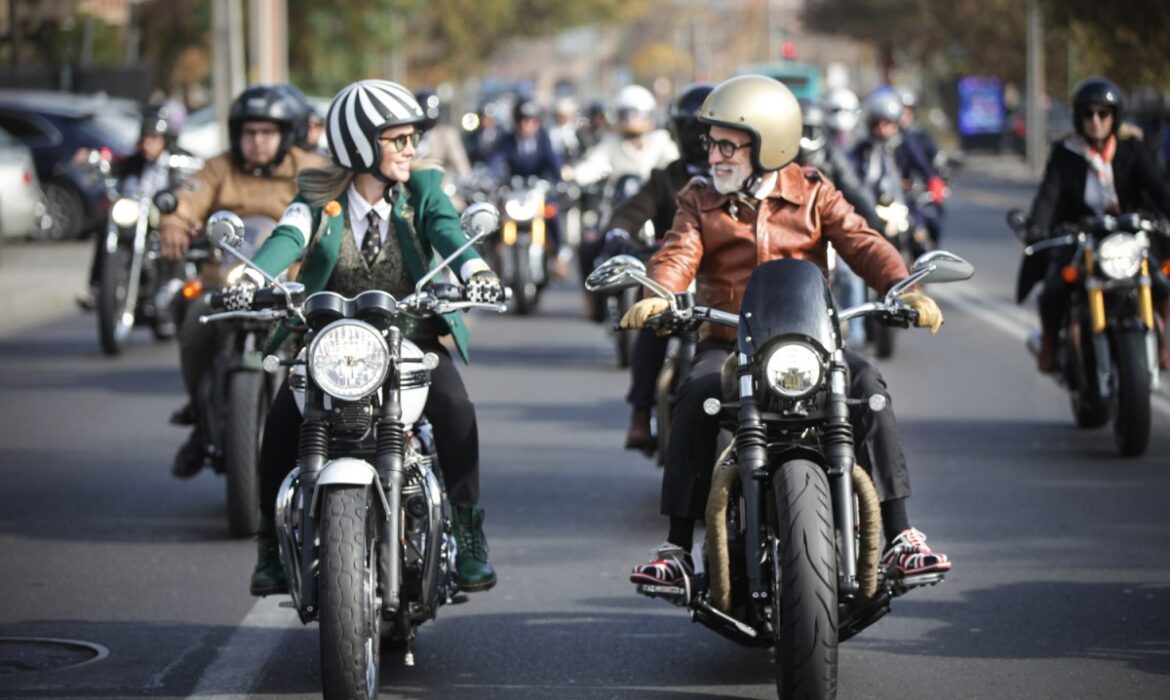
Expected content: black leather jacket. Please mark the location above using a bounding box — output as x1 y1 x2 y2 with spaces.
1016 135 1170 302
606 159 703 240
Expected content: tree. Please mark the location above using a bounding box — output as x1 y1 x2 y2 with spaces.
803 0 1170 95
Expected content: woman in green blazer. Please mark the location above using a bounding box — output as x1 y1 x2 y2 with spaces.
240 80 503 596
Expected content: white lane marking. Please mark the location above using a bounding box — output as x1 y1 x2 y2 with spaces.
186 596 295 699
932 285 1170 419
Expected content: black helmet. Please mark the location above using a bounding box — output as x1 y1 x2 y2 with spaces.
798 99 828 155
141 103 178 142
669 82 714 166
275 84 314 149
1071 76 1125 137
512 98 542 127
416 89 440 131
228 85 300 171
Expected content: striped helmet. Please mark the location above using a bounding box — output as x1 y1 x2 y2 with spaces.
326 79 425 173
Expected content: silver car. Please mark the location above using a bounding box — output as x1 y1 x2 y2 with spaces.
0 124 45 240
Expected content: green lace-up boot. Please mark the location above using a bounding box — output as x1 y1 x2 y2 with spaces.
452 504 497 591
249 531 288 596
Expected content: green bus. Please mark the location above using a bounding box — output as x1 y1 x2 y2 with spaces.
736 62 822 101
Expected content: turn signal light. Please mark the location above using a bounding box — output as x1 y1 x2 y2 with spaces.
544 202 558 219
182 280 203 300
1162 260 1170 277
1062 265 1080 284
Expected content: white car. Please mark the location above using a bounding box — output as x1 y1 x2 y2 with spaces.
0 125 46 240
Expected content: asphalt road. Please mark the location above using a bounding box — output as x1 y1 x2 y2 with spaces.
1 160 1169 699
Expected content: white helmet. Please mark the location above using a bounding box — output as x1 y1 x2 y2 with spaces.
613 84 656 117
326 79 424 173
823 86 860 133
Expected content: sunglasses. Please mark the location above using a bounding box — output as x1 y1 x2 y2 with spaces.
1083 108 1113 120
699 133 752 158
379 132 421 152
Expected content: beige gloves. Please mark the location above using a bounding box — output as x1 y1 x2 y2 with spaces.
899 291 943 334
619 297 670 329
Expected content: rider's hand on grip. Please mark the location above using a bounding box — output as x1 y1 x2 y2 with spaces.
466 271 504 304
620 297 670 330
221 280 258 312
898 291 943 334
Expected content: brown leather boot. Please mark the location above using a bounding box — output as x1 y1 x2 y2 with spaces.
624 408 654 451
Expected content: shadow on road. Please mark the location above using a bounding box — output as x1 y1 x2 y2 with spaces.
854 581 1170 677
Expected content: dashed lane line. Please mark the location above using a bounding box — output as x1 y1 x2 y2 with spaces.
185 596 294 699
932 285 1170 419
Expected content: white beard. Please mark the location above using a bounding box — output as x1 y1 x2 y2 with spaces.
712 160 753 194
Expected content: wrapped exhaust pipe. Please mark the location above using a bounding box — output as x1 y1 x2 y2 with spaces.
705 457 882 613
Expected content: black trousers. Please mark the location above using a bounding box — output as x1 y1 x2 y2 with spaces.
626 328 670 410
660 342 911 520
258 340 481 529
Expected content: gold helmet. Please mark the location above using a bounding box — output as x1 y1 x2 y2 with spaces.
698 75 802 172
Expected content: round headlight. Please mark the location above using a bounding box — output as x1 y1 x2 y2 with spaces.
504 197 537 222
1097 232 1144 280
762 343 824 399
111 198 140 228
308 321 391 401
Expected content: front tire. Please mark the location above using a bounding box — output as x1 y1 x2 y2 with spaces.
225 371 266 538
772 459 838 699
615 288 637 368
319 486 381 700
1112 329 1151 457
97 237 135 356
513 242 534 315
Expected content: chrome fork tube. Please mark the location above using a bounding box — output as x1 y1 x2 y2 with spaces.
824 357 859 596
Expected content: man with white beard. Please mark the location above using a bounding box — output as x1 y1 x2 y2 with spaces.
618 76 952 589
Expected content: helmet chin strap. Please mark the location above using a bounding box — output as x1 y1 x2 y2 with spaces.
739 172 763 197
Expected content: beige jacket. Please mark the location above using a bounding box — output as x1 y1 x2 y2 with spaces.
162 146 328 232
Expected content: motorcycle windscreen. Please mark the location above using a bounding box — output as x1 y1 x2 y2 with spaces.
737 259 839 356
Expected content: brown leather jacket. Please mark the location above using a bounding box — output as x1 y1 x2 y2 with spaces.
161 146 328 231
648 164 909 343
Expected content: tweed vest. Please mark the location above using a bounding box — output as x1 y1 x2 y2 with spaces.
324 218 439 340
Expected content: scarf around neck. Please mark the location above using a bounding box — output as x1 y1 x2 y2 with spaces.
1064 134 1118 215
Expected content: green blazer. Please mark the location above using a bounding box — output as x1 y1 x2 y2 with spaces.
251 168 481 362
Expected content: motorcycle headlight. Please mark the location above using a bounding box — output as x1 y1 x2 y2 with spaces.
308 321 391 401
111 198 140 228
504 197 538 222
762 343 824 399
1097 232 1144 280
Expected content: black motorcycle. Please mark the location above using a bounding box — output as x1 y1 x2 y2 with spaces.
202 203 505 700
587 250 973 698
95 156 202 355
1010 210 1166 456
495 175 553 315
166 212 283 538
596 223 656 368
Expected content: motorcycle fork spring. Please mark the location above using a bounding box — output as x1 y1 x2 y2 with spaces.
298 420 329 463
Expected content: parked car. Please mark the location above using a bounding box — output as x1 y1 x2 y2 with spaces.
0 125 47 244
0 93 136 240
